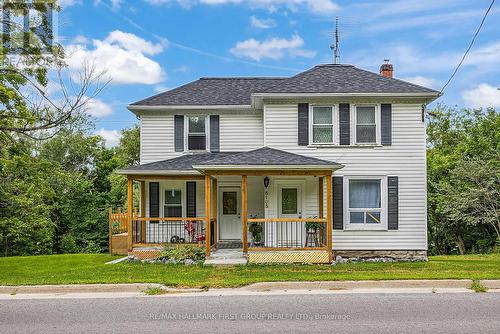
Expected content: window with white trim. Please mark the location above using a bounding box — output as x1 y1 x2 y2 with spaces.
311 106 334 144
187 116 207 150
355 106 377 144
164 189 182 217
348 178 382 226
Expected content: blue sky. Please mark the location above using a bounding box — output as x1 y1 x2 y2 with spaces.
58 0 500 146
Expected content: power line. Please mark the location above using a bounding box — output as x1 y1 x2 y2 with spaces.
439 0 496 94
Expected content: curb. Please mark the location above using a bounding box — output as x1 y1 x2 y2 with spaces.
1 280 499 295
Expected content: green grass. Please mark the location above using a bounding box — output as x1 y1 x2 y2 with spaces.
0 253 499 288
469 279 488 293
143 287 167 295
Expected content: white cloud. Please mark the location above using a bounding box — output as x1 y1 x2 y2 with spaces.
104 30 165 55
154 85 170 93
110 0 122 11
144 0 340 14
96 129 121 148
66 30 166 85
462 84 500 108
59 0 81 7
250 16 276 29
230 34 315 61
401 76 437 89
85 98 113 118
174 65 190 73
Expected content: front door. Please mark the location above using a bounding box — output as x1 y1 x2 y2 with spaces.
277 184 303 247
218 187 242 240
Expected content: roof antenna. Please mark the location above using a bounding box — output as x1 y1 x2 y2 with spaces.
330 16 340 64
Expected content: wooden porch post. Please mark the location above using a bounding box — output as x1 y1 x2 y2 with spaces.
127 177 133 252
319 177 324 218
326 175 333 262
140 181 146 243
205 174 211 257
212 178 217 249
242 175 248 252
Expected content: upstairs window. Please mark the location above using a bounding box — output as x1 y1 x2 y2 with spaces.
164 189 182 217
188 116 206 150
355 106 377 144
311 106 334 144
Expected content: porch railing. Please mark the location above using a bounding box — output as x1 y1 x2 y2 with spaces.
131 217 207 245
246 218 327 250
109 208 137 234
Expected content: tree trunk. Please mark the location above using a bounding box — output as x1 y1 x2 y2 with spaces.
456 235 466 255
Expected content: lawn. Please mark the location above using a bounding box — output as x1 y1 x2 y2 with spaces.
0 253 499 288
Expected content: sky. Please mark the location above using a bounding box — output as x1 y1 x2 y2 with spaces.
56 0 500 147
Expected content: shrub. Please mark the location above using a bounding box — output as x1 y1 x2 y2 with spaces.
60 234 80 254
82 240 102 254
157 244 205 262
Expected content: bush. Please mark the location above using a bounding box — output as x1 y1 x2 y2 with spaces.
82 240 102 254
60 234 80 254
157 244 205 262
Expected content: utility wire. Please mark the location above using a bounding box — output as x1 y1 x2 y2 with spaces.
439 0 496 94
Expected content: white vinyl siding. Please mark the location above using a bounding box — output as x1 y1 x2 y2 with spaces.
264 103 427 250
140 111 263 164
219 113 263 151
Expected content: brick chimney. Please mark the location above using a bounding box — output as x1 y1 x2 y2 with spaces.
380 59 393 78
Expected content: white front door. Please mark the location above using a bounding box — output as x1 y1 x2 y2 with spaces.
218 187 242 240
277 184 303 247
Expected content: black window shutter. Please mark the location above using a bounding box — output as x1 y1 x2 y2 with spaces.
174 115 184 152
381 104 392 145
298 103 309 146
149 182 160 218
339 104 350 145
333 176 344 230
186 181 197 217
209 115 220 152
388 176 399 230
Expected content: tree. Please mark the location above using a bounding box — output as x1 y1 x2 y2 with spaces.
427 106 500 254
0 1 106 143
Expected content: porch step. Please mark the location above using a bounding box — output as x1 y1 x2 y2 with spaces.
204 249 247 266
217 241 243 249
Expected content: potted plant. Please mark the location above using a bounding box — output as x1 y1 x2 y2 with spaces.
248 222 263 246
305 221 321 232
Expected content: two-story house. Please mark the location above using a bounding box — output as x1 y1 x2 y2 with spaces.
113 62 440 264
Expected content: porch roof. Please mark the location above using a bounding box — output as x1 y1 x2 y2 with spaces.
118 147 343 175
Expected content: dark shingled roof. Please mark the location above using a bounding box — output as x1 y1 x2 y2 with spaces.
131 78 285 106
262 64 439 94
194 147 342 167
120 147 342 173
130 64 439 107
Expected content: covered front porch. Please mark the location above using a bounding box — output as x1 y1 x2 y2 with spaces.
110 147 342 264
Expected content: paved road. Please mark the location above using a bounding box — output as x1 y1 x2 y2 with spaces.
1 293 499 333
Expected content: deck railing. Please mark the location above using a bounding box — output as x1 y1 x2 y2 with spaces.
108 208 137 234
246 218 327 250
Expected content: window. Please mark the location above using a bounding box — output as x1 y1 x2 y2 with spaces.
164 189 182 217
355 106 377 144
222 192 237 215
312 106 334 144
187 116 206 150
348 179 381 225
281 188 298 214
